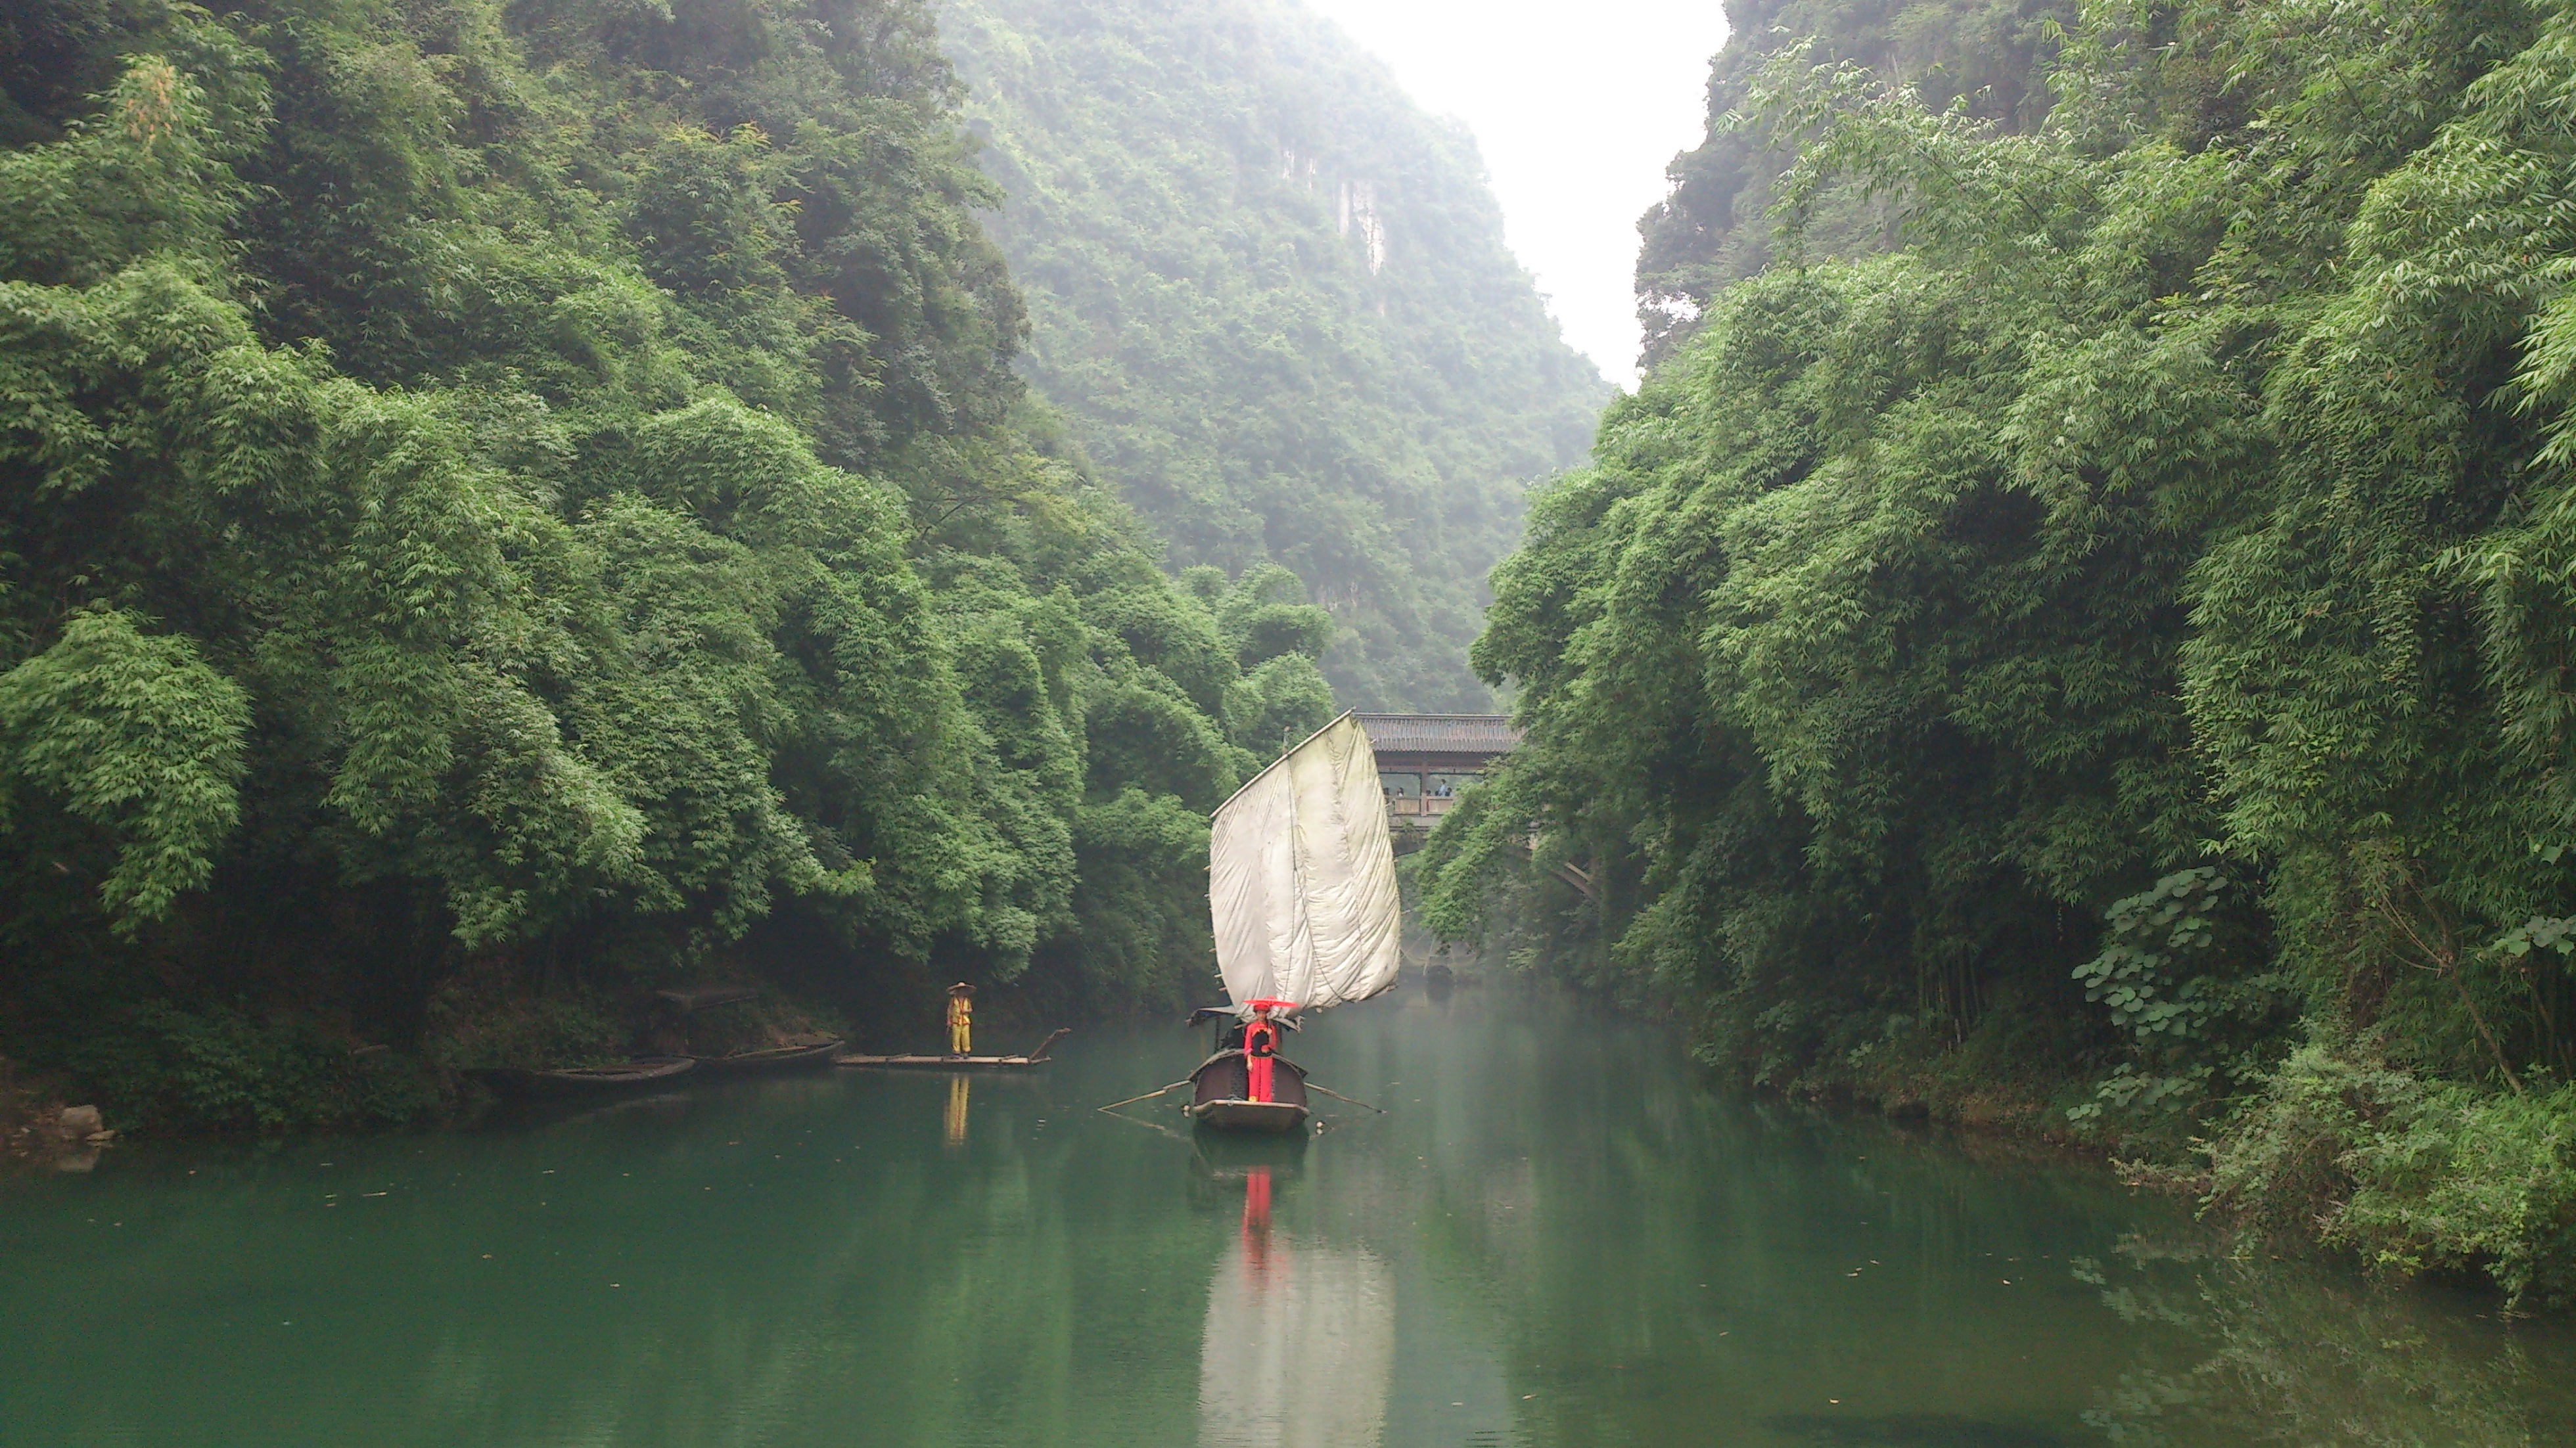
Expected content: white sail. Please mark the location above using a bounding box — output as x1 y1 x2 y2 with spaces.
1208 712 1402 1014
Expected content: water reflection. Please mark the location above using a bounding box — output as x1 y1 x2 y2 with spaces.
1197 1165 1394 1447
2076 1234 2576 1446
1761 1413 2068 1446
5 989 2576 1447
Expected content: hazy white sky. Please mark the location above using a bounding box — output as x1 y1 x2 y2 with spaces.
1300 0 1734 386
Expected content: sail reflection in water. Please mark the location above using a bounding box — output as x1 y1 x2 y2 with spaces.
1197 1169 1394 1447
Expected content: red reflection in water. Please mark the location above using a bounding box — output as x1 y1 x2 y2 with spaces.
1241 1167 1277 1286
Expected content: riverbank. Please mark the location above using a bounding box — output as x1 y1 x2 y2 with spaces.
1684 994 2576 1313
0 1055 114 1170
0 966 1088 1143
0 1058 59 1160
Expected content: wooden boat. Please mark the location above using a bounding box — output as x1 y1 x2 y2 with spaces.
836 1028 1069 1070
1181 713 1400 1134
653 985 758 1013
1187 1048 1310 1133
693 1038 844 1072
471 1056 697 1100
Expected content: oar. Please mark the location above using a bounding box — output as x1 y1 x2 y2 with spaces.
1306 1082 1388 1114
1098 1108 1193 1143
1097 1080 1192 1114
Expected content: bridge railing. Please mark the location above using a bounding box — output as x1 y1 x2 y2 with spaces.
1385 794 1461 821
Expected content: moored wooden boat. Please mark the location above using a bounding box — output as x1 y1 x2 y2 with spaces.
653 985 759 1013
693 1038 844 1072
471 1055 697 1100
836 1028 1069 1070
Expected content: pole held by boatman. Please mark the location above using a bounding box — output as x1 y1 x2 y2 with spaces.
946 982 973 1056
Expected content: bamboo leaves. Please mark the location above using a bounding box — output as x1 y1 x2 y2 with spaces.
1428 0 2576 1288
0 1 1343 1089
0 608 250 927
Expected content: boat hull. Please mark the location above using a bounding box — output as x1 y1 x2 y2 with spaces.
1187 1049 1312 1134
472 1056 697 1100
695 1039 843 1073
1187 1098 1310 1133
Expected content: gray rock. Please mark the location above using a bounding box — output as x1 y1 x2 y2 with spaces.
55 1104 101 1140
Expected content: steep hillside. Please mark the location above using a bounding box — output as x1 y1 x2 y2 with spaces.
937 0 1607 708
1429 0 2576 1303
0 0 1340 1129
1635 0 2069 365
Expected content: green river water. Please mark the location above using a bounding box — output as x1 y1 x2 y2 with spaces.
6 985 2575 1447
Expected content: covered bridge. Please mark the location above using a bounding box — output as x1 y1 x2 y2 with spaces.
1355 713 1521 826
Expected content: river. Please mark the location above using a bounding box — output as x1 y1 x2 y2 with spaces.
5 984 2575 1446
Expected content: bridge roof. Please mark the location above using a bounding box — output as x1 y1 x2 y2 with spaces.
1354 712 1523 758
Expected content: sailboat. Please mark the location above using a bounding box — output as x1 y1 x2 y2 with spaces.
1187 712 1402 1133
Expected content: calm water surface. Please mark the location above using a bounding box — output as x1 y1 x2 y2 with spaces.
7 986 2576 1447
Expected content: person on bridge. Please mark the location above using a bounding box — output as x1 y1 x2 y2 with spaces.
946 982 974 1056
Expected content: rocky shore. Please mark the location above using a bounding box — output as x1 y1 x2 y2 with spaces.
1 1060 114 1173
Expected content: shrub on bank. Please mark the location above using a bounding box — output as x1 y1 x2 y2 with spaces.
2211 1046 2576 1307
46 1001 442 1133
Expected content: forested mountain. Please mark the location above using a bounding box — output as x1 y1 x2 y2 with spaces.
934 0 1607 709
0 0 1341 1127
1635 0 2068 365
1425 0 2576 1301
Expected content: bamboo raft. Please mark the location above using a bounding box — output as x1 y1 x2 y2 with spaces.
835 1029 1069 1070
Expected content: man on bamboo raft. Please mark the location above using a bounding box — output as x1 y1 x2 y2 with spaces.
946 982 974 1057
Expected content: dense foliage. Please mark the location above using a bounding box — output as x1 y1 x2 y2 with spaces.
935 0 1607 708
1425 0 2576 1302
1636 0 2072 366
0 0 1341 1128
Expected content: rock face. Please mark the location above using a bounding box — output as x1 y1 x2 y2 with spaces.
55 1105 101 1140
938 0 1609 711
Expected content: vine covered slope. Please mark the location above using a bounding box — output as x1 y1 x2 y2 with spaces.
0 0 1342 1127
1636 0 2071 367
1425 0 2576 1304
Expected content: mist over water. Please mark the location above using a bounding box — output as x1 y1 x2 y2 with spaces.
6 987 2574 1446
